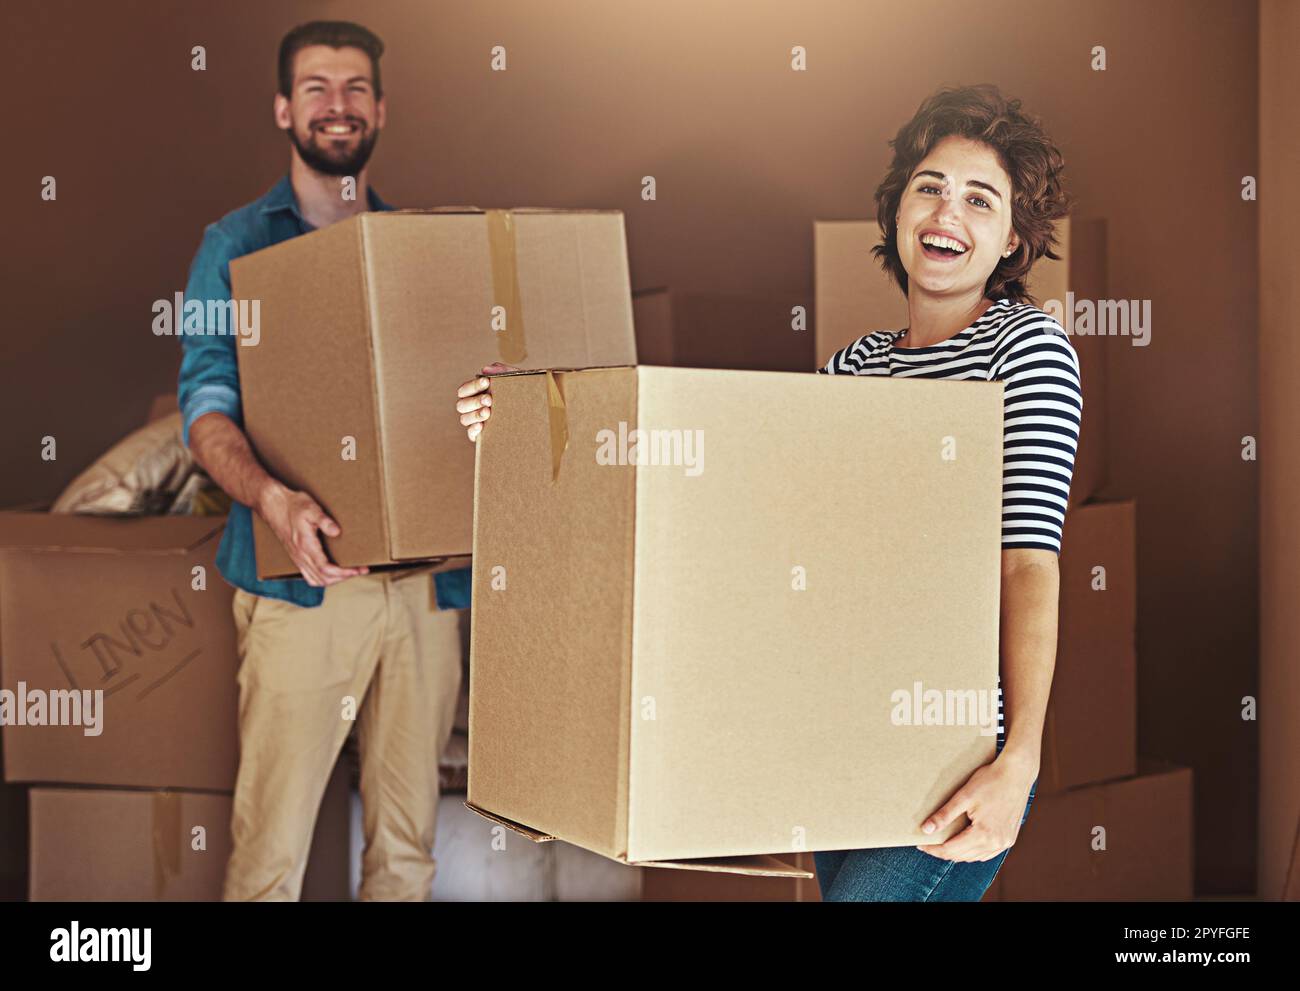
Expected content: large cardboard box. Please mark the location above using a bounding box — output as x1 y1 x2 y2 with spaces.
0 513 237 790
231 209 638 580
984 760 1193 901
632 288 811 372
468 366 1006 875
813 217 1107 508
28 752 352 901
1039 500 1137 793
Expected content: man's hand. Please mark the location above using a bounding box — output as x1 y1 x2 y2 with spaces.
913 749 1037 862
256 482 368 587
456 362 518 442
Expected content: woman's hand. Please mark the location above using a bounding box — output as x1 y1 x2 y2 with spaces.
456 362 518 442
914 749 1037 862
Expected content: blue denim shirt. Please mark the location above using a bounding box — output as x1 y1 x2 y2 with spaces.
177 175 473 610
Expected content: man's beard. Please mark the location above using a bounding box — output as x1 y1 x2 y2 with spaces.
288 117 380 177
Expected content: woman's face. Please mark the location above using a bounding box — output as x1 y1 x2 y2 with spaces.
896 135 1019 299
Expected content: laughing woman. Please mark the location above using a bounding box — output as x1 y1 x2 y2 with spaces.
455 82 1081 903
813 84 1082 900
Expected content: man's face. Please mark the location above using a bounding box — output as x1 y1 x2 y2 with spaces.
274 44 386 177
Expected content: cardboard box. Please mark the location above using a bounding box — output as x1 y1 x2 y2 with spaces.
1039 500 1138 793
28 753 352 901
813 220 909 370
640 851 821 901
1025 218 1109 509
0 513 238 790
468 366 1006 875
632 288 811 372
813 217 1107 507
231 209 638 580
984 760 1193 901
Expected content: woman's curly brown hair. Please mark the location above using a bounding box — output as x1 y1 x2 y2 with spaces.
873 84 1073 306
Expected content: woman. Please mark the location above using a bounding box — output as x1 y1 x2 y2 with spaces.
456 83 1081 902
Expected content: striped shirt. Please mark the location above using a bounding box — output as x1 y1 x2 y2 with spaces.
819 297 1083 554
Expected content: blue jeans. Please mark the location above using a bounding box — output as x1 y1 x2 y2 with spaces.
814 733 1036 901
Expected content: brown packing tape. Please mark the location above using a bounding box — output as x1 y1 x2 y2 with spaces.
546 371 569 481
151 791 182 899
486 209 528 364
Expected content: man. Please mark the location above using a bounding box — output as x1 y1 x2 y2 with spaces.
178 20 471 901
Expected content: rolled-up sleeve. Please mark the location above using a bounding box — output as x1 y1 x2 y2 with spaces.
178 224 244 448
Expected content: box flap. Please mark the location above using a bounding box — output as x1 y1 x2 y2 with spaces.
388 207 624 216
463 803 812 877
0 513 225 554
463 801 557 842
494 365 636 378
635 855 813 878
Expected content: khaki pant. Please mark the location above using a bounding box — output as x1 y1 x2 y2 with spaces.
223 567 464 901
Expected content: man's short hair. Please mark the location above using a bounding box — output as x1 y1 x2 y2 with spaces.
278 21 385 98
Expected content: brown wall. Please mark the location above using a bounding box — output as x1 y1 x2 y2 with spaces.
1258 0 1299 902
0 0 1261 892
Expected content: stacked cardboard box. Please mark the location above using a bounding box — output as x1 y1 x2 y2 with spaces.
231 209 638 580
813 216 1108 509
0 431 351 899
0 508 351 900
0 512 239 790
1037 500 1138 793
468 365 1008 881
980 230 1192 901
26 754 351 901
983 500 1194 901
985 761 1193 901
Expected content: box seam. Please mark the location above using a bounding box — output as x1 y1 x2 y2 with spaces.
620 367 641 862
357 216 395 559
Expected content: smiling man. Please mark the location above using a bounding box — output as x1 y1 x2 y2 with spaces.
177 20 471 902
